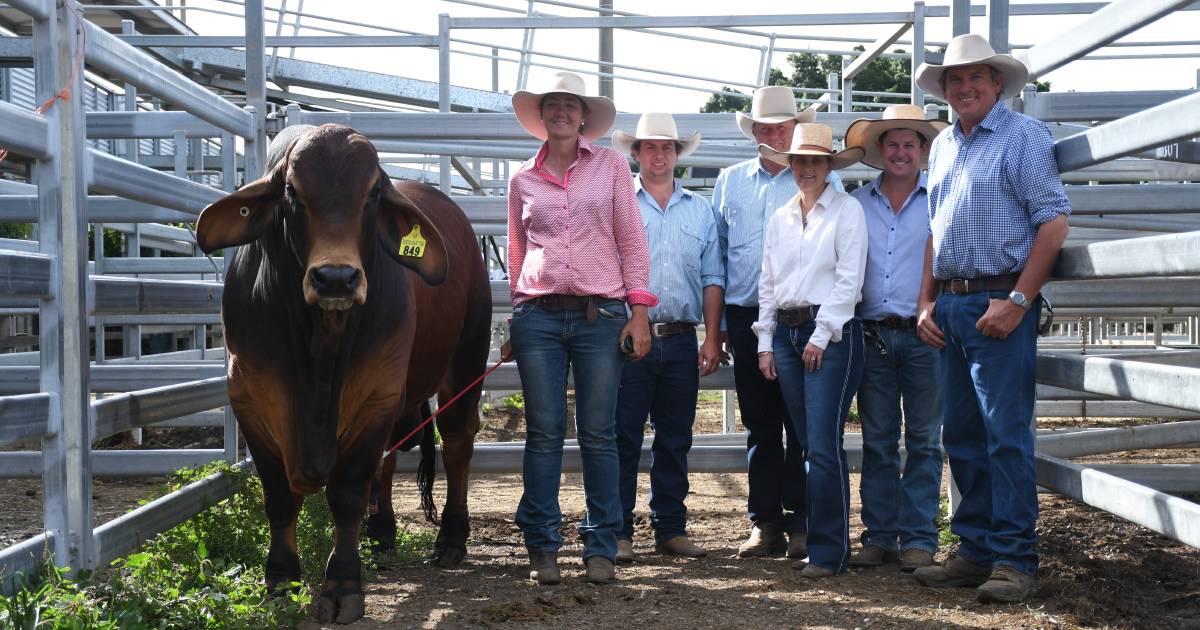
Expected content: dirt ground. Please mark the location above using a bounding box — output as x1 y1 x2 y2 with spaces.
1 400 1198 629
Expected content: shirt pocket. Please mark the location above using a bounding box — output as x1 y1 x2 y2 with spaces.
723 203 762 249
679 220 704 271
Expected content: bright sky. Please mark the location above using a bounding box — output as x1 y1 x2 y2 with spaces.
178 0 1200 112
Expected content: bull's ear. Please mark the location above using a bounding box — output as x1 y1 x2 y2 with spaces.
195 160 285 254
377 181 449 286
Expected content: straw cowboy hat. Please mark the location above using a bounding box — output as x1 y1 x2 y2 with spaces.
736 85 816 141
611 112 701 158
759 123 864 171
915 33 1030 101
844 104 950 170
511 71 617 141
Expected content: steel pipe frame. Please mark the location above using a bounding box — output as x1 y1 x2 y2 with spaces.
117 35 439 48
81 22 253 139
448 12 918 30
1041 277 1200 308
89 149 224 216
1025 89 1198 123
1055 92 1200 172
92 377 227 440
0 393 50 446
1073 464 1200 495
0 100 51 160
1053 232 1200 280
0 449 226 478
1037 353 1200 413
0 250 50 298
0 196 197 224
1036 454 1200 549
85 111 226 140
1037 419 1200 458
1018 0 1197 79
5 0 50 20
93 461 248 566
0 532 54 594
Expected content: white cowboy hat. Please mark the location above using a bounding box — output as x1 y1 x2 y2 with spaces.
759 123 864 171
511 71 617 141
736 85 816 141
844 104 950 170
915 33 1030 101
611 112 701 158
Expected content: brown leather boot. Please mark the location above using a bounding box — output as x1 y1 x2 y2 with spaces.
584 556 616 584
655 535 707 558
792 561 836 579
900 548 935 572
786 532 808 559
976 565 1036 603
615 538 634 564
528 551 560 585
737 523 787 558
848 545 900 567
912 554 991 588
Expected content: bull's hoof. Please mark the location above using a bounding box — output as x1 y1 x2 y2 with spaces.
315 592 365 624
428 546 466 568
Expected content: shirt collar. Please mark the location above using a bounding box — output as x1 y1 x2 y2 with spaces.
752 157 791 181
533 137 596 171
784 183 839 216
869 171 928 196
634 176 690 210
953 100 1008 140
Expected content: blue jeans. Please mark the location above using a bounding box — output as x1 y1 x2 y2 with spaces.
615 329 699 543
936 291 1039 576
773 318 864 572
511 299 627 560
726 305 806 533
856 325 943 554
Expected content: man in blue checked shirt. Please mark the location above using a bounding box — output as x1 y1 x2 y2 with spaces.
610 113 724 562
911 35 1070 604
712 86 843 559
844 104 949 573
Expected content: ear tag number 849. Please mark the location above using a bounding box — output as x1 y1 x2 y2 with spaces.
399 225 427 258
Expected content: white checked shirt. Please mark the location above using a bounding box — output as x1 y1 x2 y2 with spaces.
928 101 1071 279
753 185 868 351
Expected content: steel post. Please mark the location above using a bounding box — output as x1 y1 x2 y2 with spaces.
911 1 926 106
244 0 267 176
439 14 452 194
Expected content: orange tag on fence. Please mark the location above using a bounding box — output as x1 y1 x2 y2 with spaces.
399 225 426 258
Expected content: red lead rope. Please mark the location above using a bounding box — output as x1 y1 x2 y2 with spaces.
380 358 507 460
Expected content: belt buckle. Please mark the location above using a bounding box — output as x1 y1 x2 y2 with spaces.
652 323 668 337
950 278 970 294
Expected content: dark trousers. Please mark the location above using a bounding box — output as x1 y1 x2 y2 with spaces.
726 305 806 533
615 329 699 543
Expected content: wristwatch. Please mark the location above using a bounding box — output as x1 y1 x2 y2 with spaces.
1009 290 1030 310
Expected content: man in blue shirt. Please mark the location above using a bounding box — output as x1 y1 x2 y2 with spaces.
911 34 1070 603
845 104 949 573
611 113 724 561
712 86 843 558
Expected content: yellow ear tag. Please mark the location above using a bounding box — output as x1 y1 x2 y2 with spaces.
399 225 427 258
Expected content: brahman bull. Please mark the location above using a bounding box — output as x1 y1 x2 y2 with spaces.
196 124 490 624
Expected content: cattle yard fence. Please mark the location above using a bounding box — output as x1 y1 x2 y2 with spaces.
0 0 1197 589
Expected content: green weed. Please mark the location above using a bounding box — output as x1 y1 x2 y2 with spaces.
0 460 435 628
936 499 960 549
501 392 525 410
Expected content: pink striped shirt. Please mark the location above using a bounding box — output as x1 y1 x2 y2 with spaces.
507 138 658 307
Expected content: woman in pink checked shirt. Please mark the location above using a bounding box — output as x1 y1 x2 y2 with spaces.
500 71 656 586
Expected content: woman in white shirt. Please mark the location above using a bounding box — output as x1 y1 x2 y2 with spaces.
753 123 868 579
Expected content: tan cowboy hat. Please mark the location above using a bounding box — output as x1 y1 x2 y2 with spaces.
845 104 950 169
915 33 1030 101
511 71 617 141
611 112 701 158
759 123 864 171
736 85 816 141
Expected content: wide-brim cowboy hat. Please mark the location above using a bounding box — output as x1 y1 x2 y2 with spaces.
511 71 617 141
735 85 816 141
611 112 701 158
915 33 1029 101
845 104 950 170
759 123 864 171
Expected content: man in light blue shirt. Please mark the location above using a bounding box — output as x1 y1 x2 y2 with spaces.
611 113 724 561
912 35 1070 604
845 104 949 573
711 86 843 559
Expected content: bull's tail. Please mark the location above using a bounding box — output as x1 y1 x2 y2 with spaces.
417 400 440 525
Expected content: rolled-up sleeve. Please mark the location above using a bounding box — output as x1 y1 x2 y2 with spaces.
1010 120 1071 226
506 177 527 306
810 198 868 350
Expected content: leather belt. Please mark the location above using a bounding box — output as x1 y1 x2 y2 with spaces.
532 294 606 323
778 305 820 328
651 322 696 338
940 273 1020 295
866 316 918 330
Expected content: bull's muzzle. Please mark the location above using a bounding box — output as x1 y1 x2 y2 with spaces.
308 264 362 310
